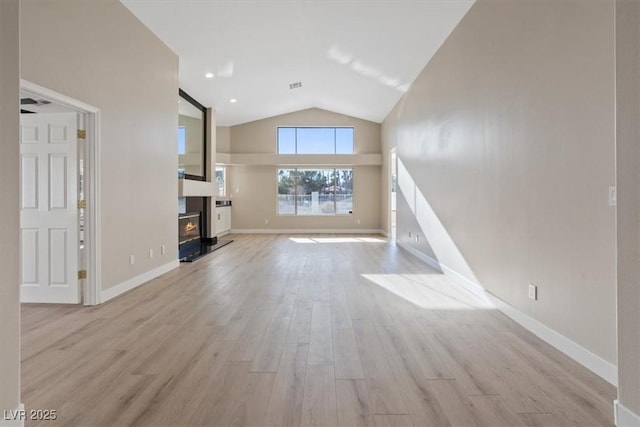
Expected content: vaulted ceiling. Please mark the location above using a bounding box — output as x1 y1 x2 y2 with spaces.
121 0 474 126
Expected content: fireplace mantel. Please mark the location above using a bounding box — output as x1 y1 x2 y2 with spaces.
178 179 216 197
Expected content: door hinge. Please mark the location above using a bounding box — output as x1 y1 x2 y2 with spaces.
77 129 86 139
78 200 86 209
78 270 87 280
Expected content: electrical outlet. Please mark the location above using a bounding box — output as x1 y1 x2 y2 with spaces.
149 249 154 259
356 219 361 224
130 255 135 265
265 218 269 224
528 283 537 300
416 234 420 242
161 245 166 255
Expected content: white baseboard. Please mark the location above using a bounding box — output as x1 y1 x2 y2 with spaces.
615 400 640 426
397 242 443 273
1 404 25 427
231 228 385 235
100 260 179 303
398 242 618 386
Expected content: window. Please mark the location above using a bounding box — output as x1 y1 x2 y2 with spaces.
215 166 226 197
278 168 353 215
277 127 354 154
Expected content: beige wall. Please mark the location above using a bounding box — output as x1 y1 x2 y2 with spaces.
216 126 231 154
21 0 179 291
229 108 382 231
0 0 21 415
616 0 640 416
231 108 381 155
383 0 616 365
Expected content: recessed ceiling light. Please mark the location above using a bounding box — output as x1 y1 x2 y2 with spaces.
230 98 237 103
205 72 214 79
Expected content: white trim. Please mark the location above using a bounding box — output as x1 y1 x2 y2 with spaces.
615 400 640 426
100 260 179 303
397 242 618 386
231 228 385 235
229 153 382 166
20 80 102 306
397 242 442 273
86 110 102 306
216 230 231 238
20 81 98 112
1 404 25 427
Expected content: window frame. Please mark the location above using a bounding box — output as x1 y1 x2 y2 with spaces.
276 126 354 155
276 167 354 216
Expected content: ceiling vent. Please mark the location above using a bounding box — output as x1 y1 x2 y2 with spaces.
289 82 302 90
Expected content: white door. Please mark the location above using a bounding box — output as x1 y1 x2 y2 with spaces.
20 113 80 304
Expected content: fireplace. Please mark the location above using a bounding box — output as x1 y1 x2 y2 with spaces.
178 212 210 262
179 212 201 245
178 211 228 262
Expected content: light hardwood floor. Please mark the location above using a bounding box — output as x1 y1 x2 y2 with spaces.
21 234 615 427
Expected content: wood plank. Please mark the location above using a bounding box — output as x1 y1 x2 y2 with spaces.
336 379 372 427
372 415 415 427
251 287 298 372
264 343 309 427
352 319 408 415
301 364 338 427
307 302 334 365
333 327 365 380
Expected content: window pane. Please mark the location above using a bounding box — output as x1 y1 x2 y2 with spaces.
336 128 354 154
278 128 296 154
177 127 186 155
335 169 353 214
296 128 335 154
277 168 353 216
296 169 334 214
277 169 296 214
215 166 225 197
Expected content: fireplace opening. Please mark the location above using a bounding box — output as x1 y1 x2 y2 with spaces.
178 211 211 262
179 212 201 245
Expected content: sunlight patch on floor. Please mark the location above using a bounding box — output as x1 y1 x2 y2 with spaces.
361 273 494 310
289 237 386 244
289 237 316 243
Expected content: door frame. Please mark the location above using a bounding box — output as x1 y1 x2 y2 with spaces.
20 79 102 305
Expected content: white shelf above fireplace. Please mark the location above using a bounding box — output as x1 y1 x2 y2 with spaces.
178 179 216 197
